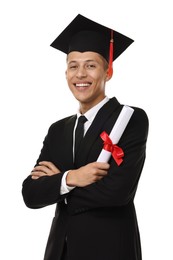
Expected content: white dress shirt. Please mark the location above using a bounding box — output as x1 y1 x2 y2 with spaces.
60 96 109 195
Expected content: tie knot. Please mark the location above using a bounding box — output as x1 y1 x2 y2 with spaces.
78 115 87 124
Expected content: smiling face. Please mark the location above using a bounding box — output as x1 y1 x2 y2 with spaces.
66 51 111 113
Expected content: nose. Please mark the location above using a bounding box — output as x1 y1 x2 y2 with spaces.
76 66 87 78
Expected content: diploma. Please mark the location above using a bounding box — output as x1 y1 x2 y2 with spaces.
97 105 134 164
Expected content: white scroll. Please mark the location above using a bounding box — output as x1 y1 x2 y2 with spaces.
97 105 134 163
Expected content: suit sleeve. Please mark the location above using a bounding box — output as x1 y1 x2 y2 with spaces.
22 125 68 209
67 108 149 215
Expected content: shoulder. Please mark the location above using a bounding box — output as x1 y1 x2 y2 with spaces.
47 114 76 134
127 105 149 139
132 106 149 129
50 114 76 127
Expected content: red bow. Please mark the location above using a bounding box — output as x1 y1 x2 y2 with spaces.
100 131 124 166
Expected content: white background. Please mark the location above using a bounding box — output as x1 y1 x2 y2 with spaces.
0 0 172 259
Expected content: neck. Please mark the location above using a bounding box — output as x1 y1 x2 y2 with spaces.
79 96 106 114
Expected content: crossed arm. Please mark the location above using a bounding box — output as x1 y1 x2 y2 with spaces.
31 161 110 187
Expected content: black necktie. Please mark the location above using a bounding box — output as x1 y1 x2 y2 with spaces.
74 115 87 158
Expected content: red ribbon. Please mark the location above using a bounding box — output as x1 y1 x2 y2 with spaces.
100 131 124 166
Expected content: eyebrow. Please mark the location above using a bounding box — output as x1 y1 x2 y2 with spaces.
67 59 98 64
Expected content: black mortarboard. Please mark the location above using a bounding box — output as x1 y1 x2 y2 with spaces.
50 14 134 76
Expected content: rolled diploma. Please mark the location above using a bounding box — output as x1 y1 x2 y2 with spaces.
97 105 134 163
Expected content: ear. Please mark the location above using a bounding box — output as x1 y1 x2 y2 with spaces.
105 69 113 82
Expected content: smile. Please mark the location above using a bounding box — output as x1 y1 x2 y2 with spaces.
75 83 91 87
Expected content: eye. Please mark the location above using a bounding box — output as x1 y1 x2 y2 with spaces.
86 63 96 69
68 64 78 70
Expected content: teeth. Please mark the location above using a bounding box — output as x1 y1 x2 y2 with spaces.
76 83 90 87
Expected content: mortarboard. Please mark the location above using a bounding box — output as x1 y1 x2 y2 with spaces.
50 14 134 76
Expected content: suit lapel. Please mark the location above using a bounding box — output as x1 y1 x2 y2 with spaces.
75 97 122 167
61 115 76 170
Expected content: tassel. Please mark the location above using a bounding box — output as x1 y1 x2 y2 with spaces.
108 30 114 77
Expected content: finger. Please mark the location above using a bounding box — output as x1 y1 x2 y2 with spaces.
31 176 39 180
95 176 105 181
97 170 108 176
31 170 47 177
98 162 110 170
32 165 52 175
31 171 47 179
92 175 105 182
91 162 110 170
39 161 60 173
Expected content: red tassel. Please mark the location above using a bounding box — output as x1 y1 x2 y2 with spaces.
108 30 114 77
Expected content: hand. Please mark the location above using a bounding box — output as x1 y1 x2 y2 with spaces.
66 162 110 187
31 161 61 180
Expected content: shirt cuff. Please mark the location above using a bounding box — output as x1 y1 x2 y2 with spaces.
60 171 76 195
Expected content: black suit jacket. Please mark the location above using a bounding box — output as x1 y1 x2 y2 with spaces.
22 97 149 260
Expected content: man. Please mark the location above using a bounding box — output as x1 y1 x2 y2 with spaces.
22 14 149 260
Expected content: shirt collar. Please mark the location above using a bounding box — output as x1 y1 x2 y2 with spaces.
77 96 109 122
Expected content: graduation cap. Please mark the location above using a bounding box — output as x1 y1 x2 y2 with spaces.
50 14 134 77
